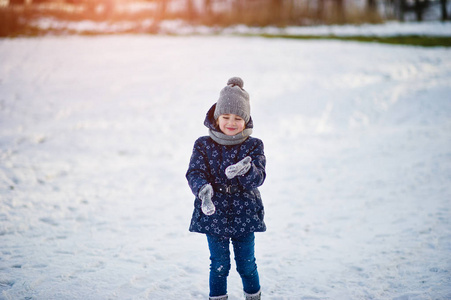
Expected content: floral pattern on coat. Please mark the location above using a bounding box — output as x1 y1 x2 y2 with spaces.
186 136 266 238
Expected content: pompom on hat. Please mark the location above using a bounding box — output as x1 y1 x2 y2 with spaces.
214 77 250 123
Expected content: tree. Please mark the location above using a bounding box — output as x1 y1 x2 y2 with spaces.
441 0 449 20
414 0 424 21
316 0 325 21
270 0 282 24
186 0 196 22
336 0 346 23
367 0 377 13
395 0 407 21
205 0 212 16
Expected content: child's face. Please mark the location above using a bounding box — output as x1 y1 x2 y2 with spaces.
217 114 245 136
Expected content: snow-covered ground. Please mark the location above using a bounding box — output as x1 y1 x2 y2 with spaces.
1 26 451 299
32 18 451 36
164 20 451 36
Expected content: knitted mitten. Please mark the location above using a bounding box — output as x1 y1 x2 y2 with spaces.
198 184 215 215
225 156 252 179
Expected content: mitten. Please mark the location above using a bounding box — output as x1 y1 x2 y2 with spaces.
225 156 252 179
198 184 215 215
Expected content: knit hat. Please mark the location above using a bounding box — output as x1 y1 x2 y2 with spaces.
214 77 250 123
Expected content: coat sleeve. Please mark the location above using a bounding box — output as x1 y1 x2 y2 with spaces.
186 138 210 197
236 139 266 190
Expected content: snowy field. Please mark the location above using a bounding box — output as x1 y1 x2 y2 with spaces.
33 18 451 36
1 29 451 299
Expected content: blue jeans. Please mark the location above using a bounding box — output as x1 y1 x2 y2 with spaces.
207 233 260 297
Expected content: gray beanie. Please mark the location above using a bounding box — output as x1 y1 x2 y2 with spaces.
214 77 250 123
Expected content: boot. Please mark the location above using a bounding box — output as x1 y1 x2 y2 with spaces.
245 289 261 300
209 295 228 300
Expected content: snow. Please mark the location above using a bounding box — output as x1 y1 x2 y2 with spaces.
1 25 451 299
222 21 451 37
280 21 451 36
30 17 451 36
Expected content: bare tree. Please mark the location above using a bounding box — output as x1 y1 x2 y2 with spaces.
336 0 346 23
9 0 26 4
233 0 243 24
367 0 377 13
395 0 407 21
270 0 282 24
205 0 212 16
155 0 167 23
187 0 196 22
285 0 297 23
414 0 423 21
316 0 325 21
441 0 449 20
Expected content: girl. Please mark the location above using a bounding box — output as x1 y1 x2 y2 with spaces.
186 77 266 300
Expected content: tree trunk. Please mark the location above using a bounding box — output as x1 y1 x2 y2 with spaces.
289 0 298 23
187 0 196 22
9 0 26 5
336 0 345 23
271 0 282 24
367 0 377 13
233 0 242 24
414 0 423 21
205 0 212 16
316 0 325 21
155 0 166 22
397 0 406 21
441 0 449 21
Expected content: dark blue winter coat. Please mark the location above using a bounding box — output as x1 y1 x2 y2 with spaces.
186 106 266 238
